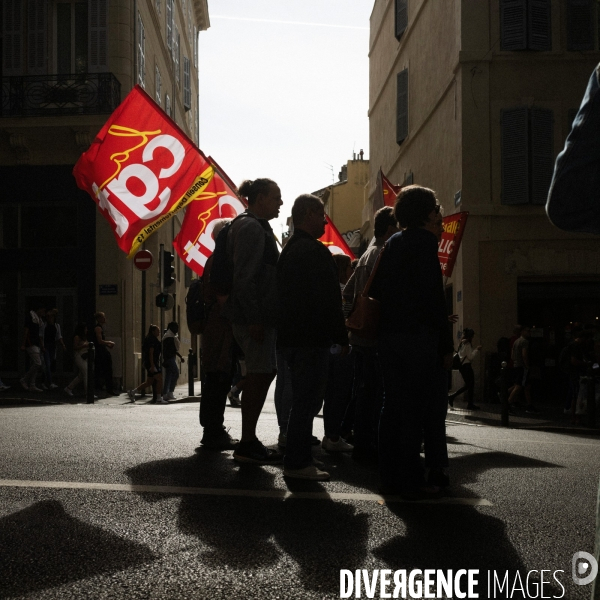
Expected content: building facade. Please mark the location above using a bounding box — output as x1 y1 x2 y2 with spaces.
369 0 600 400
0 0 209 390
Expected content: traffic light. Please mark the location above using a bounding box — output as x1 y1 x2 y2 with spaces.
155 293 174 309
162 249 175 289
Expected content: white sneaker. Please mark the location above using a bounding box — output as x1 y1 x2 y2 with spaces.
64 387 73 397
321 436 354 452
29 386 43 392
157 398 170 404
20 379 29 391
167 392 176 400
283 465 330 481
127 389 136 401
49 383 58 390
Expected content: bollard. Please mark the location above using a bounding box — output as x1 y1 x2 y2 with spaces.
86 342 95 404
500 361 509 427
587 364 597 429
188 348 195 397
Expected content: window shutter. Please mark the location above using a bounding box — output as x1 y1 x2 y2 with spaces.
89 0 108 72
395 0 408 41
530 107 554 205
27 0 47 75
528 0 551 50
174 26 180 85
166 0 173 52
3 0 24 75
396 69 408 145
137 13 145 87
155 65 161 104
501 107 529 205
183 57 191 110
193 26 198 68
166 94 171 117
500 0 527 50
567 0 593 51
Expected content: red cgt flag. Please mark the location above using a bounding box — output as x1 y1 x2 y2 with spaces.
73 85 214 257
319 215 355 259
382 171 401 207
172 165 246 276
438 211 469 277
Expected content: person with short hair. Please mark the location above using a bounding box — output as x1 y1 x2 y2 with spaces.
162 321 185 402
93 312 116 396
128 325 164 403
41 308 66 390
277 194 349 480
20 306 46 392
224 178 283 464
370 185 453 499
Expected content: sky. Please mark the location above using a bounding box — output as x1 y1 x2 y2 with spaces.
198 0 372 238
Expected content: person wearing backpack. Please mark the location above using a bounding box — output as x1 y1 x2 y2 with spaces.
220 178 283 464
161 322 185 402
448 328 482 410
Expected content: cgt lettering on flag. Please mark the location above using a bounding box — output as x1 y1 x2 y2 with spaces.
172 167 246 277
73 85 214 256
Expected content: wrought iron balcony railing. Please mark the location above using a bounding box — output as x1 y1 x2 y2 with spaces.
1 72 121 118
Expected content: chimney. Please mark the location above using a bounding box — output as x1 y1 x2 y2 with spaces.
359 149 364 161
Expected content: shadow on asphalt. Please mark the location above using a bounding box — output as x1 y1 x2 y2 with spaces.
0 499 156 598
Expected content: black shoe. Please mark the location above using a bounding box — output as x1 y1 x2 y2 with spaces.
233 440 283 464
200 431 239 450
447 394 454 408
428 468 450 488
466 403 480 411
525 405 540 414
311 435 321 446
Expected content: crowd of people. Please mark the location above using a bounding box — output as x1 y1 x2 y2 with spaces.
197 180 462 499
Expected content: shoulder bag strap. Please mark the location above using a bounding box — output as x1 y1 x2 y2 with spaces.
361 246 386 298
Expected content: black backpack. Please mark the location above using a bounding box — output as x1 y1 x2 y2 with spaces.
209 218 237 296
185 278 205 335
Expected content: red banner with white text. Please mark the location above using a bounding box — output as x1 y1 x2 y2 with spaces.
438 211 469 277
73 85 214 256
319 215 356 259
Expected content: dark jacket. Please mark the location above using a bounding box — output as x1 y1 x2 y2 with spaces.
276 229 348 348
370 228 454 357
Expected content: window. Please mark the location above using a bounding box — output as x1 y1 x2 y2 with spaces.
166 0 173 52
28 0 48 75
3 1 23 75
155 64 162 105
396 68 408 145
567 0 593 50
501 107 554 205
395 0 408 41
137 12 145 87
193 25 198 68
183 56 191 110
187 3 192 39
500 0 551 51
173 24 180 85
89 0 107 72
165 93 171 117
56 1 89 74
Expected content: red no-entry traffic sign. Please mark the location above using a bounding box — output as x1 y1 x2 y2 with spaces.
133 249 153 271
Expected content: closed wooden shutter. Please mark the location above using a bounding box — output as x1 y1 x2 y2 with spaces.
166 0 172 52
500 0 527 50
27 0 47 74
183 56 191 109
174 26 180 84
89 0 108 72
501 107 529 205
396 69 408 145
395 0 408 41
530 107 554 205
528 0 552 50
137 12 145 87
567 0 593 51
3 0 24 75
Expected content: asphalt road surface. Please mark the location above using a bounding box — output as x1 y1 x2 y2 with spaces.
0 390 599 600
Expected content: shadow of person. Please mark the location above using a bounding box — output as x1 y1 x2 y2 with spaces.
126 453 370 594
0 500 155 598
372 450 565 599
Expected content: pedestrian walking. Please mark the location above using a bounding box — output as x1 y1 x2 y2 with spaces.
342 206 398 462
277 194 349 480
128 325 164 403
20 306 46 392
41 308 66 390
448 328 482 410
507 326 539 414
64 323 90 397
222 178 283 464
162 322 185 402
370 185 453 500
198 219 239 450
93 312 116 396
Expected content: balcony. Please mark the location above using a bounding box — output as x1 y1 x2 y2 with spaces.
1 73 121 118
